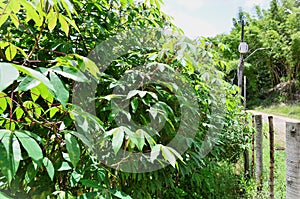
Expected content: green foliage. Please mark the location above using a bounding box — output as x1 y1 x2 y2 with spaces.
0 0 251 198
214 0 300 105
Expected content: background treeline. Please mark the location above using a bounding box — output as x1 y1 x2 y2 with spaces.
211 0 300 107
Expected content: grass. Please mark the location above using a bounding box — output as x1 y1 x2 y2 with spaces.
243 123 286 198
255 102 300 120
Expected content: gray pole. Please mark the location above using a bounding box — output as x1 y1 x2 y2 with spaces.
244 76 246 111
238 19 245 94
238 19 250 179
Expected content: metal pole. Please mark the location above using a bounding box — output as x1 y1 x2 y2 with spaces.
238 20 245 94
238 19 250 179
244 76 246 111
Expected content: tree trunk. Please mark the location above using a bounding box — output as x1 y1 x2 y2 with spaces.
286 122 300 199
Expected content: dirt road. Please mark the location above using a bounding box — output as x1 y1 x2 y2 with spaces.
248 110 300 147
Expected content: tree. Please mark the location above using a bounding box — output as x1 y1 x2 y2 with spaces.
0 0 251 198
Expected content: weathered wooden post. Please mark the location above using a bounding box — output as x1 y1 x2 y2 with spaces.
251 115 255 178
255 115 263 191
269 116 274 199
286 122 300 199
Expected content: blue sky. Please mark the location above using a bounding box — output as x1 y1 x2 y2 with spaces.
161 0 271 38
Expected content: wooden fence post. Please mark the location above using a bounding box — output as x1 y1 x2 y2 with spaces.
269 116 274 199
255 115 263 191
286 122 300 199
251 115 255 178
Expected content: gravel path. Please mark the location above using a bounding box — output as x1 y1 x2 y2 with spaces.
248 110 300 147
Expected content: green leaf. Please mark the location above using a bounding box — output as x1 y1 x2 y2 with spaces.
14 65 55 92
0 191 13 199
33 83 54 103
161 146 176 168
131 98 138 113
0 129 10 142
23 1 42 26
150 144 161 163
80 179 101 188
0 132 18 184
144 131 156 148
58 161 72 171
109 190 132 199
126 90 139 99
16 130 43 144
49 107 60 118
49 71 69 107
112 127 124 154
63 15 80 33
65 133 81 168
30 86 41 102
47 8 57 32
77 192 99 199
14 131 43 165
74 55 100 78
70 170 81 186
14 107 24 120
25 162 38 183
0 41 9 48
43 157 54 181
0 13 9 28
58 14 69 36
0 63 19 92
12 136 22 173
135 129 145 151
9 13 19 28
166 147 184 163
52 66 88 82
0 92 8 114
61 0 75 17
17 76 41 91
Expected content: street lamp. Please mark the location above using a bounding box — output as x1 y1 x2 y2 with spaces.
239 42 249 54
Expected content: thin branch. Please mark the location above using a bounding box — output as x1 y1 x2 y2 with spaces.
37 48 67 56
15 92 54 130
0 0 10 19
23 18 46 65
9 82 15 130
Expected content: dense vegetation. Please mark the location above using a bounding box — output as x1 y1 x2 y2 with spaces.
212 0 300 107
2 0 298 198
